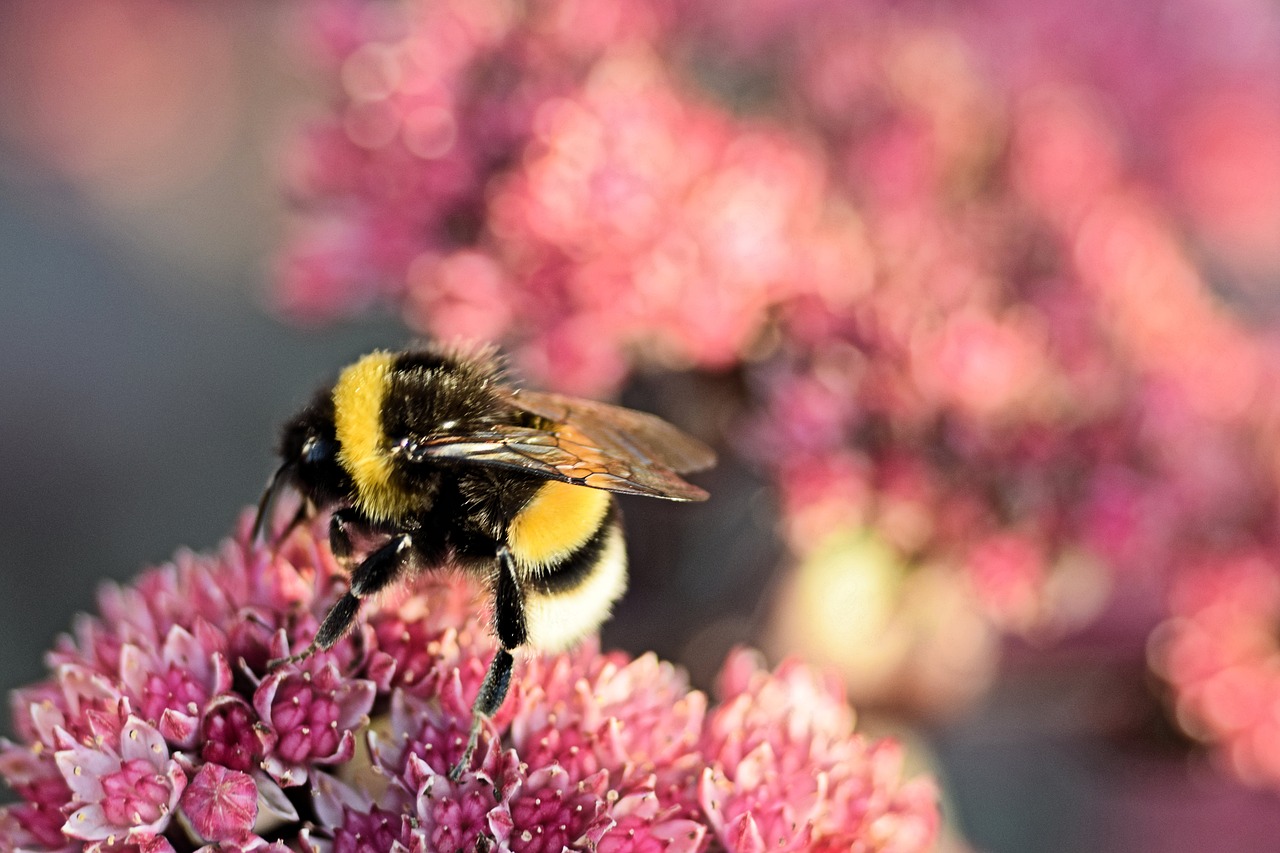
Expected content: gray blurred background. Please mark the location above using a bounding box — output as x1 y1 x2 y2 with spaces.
1 1 272 677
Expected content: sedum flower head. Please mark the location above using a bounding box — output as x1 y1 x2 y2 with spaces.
0 515 940 852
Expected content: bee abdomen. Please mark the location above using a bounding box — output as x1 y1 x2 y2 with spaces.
520 513 628 653
506 480 612 569
528 504 618 595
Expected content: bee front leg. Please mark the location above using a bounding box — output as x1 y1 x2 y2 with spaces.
450 544 526 780
328 508 361 568
271 499 316 549
270 532 413 668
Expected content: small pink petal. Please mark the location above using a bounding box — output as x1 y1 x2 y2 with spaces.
309 770 367 830
62 802 112 842
209 651 234 696
261 754 308 788
733 742 774 790
54 746 116 801
159 709 199 747
119 717 169 770
363 649 399 692
29 702 67 747
487 803 515 844
161 625 202 671
55 664 121 709
333 680 377 731
251 672 286 724
650 820 708 853
180 763 258 842
253 770 300 830
724 811 767 853
118 644 150 697
0 742 53 787
137 835 178 853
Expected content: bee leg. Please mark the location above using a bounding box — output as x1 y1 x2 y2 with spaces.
328 508 360 568
269 533 412 668
252 462 293 543
450 545 526 780
492 545 529 650
274 498 315 546
448 648 513 782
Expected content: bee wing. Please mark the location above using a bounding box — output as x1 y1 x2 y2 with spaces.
504 389 716 474
396 391 714 501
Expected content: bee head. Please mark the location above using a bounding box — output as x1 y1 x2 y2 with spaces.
254 391 351 541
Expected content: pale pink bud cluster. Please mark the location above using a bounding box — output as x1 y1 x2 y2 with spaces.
0 517 939 851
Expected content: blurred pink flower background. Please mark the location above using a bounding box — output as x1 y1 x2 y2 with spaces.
276 0 1280 766
8 0 1280 849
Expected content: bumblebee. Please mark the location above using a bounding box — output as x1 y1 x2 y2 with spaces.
254 345 713 778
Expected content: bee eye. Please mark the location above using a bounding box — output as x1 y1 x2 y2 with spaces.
302 437 336 464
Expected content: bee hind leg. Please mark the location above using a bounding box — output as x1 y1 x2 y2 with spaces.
268 532 413 668
450 545 526 780
448 648 514 782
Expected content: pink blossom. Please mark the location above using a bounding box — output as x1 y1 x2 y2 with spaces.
487 764 613 853
699 651 939 853
118 623 233 749
0 519 939 851
251 644 376 786
410 765 504 852
178 763 257 843
199 695 262 774
509 649 706 797
54 715 186 850
1152 554 1280 788
325 805 415 853
0 741 75 850
598 788 706 853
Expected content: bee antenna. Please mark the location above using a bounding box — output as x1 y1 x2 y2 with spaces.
253 462 295 544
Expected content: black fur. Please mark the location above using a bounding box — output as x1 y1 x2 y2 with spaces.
493 546 529 649
314 593 360 650
278 389 351 508
349 534 412 597
384 348 504 441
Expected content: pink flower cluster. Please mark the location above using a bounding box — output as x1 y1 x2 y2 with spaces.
1150 554 1280 789
277 0 1280 785
279 0 849 393
0 517 939 852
